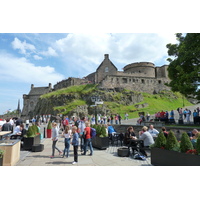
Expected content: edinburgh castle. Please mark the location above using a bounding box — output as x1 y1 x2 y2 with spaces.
21 54 170 118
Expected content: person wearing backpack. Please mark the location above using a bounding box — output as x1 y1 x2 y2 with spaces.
81 121 93 156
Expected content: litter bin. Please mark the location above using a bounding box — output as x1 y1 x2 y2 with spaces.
46 129 52 138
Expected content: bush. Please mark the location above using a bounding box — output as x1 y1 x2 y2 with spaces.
151 131 166 149
100 125 107 137
196 137 200 155
47 120 52 129
180 132 193 153
26 125 39 137
165 130 180 151
91 124 107 137
0 149 5 158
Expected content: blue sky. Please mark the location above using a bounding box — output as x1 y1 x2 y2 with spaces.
1 0 199 115
0 33 178 114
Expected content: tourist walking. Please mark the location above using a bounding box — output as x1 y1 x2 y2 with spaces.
71 126 79 164
50 122 62 158
81 121 93 156
62 125 72 158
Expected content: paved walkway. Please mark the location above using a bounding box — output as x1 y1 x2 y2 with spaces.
15 103 200 166
16 137 151 166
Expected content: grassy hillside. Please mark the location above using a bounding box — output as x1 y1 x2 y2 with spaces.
41 84 97 98
111 91 192 119
40 84 192 118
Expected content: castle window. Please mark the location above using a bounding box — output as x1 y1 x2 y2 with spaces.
141 79 145 84
133 79 135 82
129 79 131 82
111 78 113 83
105 67 109 73
158 80 162 84
122 78 128 83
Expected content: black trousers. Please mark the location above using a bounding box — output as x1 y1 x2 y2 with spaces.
73 145 78 162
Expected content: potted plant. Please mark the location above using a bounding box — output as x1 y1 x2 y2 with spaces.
151 131 200 166
23 125 41 150
91 124 109 150
180 132 193 153
0 149 5 166
46 120 52 138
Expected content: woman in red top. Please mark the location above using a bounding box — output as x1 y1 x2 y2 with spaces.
82 121 93 156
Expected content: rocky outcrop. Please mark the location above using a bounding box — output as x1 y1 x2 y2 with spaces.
32 89 143 119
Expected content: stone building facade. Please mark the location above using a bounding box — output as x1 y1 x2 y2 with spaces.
86 54 170 93
21 54 170 119
21 83 52 119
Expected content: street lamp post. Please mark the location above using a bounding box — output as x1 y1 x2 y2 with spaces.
91 95 103 125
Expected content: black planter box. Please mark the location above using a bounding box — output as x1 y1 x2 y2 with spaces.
0 156 3 166
92 136 109 150
151 147 200 166
32 144 44 152
23 134 41 150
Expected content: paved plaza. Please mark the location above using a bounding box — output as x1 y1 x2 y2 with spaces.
15 103 200 166
16 136 151 166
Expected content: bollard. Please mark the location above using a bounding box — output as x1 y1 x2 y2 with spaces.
44 127 46 138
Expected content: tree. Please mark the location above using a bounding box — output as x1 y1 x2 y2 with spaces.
166 33 200 100
180 132 193 153
151 131 166 148
165 130 180 151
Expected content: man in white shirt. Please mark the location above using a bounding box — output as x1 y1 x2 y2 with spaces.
148 124 159 137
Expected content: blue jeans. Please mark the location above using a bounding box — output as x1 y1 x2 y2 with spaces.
63 138 71 157
83 138 93 155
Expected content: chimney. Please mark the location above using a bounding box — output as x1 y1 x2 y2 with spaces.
31 84 34 89
104 54 109 59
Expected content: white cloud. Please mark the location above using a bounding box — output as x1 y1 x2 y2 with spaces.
40 47 58 57
0 52 65 85
33 55 43 60
54 33 177 74
11 37 36 55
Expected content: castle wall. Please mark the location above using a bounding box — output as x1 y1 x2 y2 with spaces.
124 62 156 78
54 77 87 90
156 65 168 78
21 84 52 119
99 75 170 94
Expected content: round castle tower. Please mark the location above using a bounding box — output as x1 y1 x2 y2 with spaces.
123 62 156 78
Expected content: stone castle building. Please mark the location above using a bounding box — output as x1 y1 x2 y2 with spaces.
21 54 170 118
21 83 52 118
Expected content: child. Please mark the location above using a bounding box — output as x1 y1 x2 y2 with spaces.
71 126 79 164
50 122 62 158
62 125 72 158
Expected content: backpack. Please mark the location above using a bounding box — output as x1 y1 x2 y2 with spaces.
90 127 96 138
133 151 146 160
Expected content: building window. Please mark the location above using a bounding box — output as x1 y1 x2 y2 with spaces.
141 79 145 84
105 67 109 72
122 78 127 83
158 80 162 84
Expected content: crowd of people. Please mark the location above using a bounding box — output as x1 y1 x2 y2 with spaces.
2 108 200 164
136 107 200 125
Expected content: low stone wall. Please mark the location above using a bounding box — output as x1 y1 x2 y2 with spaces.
113 124 195 141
